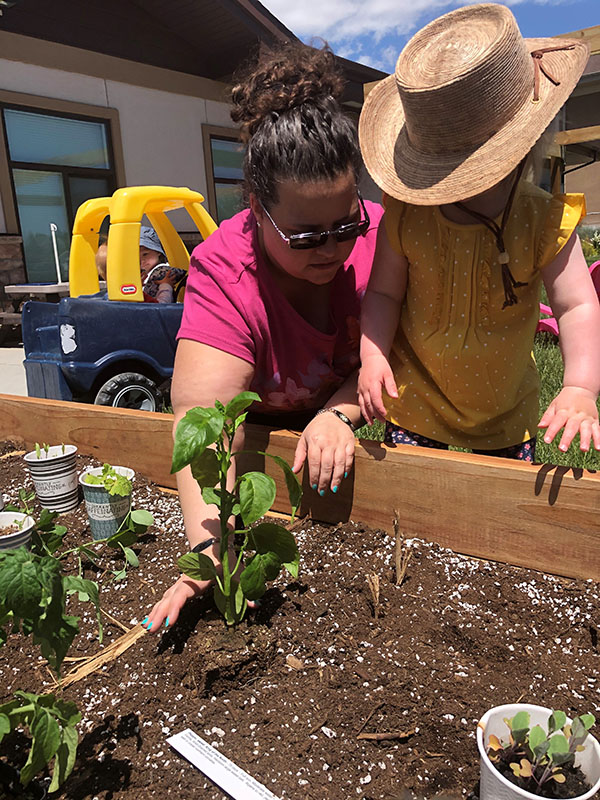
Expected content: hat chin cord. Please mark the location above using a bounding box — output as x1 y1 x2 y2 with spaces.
453 159 527 309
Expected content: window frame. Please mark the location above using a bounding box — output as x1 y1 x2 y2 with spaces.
0 89 126 235
201 124 244 223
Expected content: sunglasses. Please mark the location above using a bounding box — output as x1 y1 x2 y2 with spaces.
259 192 370 250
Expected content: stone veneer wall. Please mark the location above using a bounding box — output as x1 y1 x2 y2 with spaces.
0 236 26 310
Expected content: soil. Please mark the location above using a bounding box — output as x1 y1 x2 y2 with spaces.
494 758 591 798
1 441 599 800
0 524 20 535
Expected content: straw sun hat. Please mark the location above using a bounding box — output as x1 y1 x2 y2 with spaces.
358 3 589 205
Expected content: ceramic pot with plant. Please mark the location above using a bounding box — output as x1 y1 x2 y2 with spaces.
24 443 79 513
0 511 36 551
79 464 134 541
477 703 600 800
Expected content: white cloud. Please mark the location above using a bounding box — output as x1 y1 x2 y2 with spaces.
263 0 575 44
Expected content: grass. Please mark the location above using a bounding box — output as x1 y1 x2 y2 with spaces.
355 333 600 470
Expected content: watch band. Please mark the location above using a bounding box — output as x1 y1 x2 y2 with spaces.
191 537 219 554
314 406 356 432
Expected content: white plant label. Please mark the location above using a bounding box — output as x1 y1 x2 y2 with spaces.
167 729 281 800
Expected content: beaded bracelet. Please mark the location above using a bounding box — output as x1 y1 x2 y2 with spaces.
314 407 356 432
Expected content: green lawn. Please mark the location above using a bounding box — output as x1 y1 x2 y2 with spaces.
356 333 600 470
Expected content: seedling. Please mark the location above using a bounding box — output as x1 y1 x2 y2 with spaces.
83 463 133 496
32 442 66 458
172 391 302 626
487 709 596 795
5 487 36 517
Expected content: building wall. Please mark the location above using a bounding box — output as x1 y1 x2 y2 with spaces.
0 56 236 234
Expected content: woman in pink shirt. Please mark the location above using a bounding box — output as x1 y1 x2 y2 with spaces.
144 42 382 632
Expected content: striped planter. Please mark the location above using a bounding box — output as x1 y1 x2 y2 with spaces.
80 466 134 541
0 511 35 551
24 445 79 513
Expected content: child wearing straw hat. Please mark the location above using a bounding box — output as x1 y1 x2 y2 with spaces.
357 3 600 460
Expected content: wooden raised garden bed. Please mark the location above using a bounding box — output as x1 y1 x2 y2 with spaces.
1 394 600 800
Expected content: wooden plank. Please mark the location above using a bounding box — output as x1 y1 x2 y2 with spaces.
1 394 600 581
557 25 600 55
555 125 600 146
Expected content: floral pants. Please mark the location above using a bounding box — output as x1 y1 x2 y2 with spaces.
384 422 536 462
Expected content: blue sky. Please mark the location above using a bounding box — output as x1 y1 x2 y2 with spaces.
261 0 599 72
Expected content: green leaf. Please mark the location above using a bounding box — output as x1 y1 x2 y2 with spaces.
111 568 127 582
233 579 246 620
262 453 303 517
63 576 102 642
240 552 281 600
123 547 139 568
21 709 60 785
171 407 224 473
548 733 569 757
178 553 217 581
190 448 221 488
0 713 11 738
549 710 567 734
225 392 260 423
580 714 595 731
511 711 530 731
49 724 78 793
248 522 299 571
529 725 547 754
239 472 276 525
106 527 137 549
202 487 222 508
130 509 154 527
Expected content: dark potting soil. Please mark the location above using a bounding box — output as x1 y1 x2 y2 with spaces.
493 758 591 798
1 444 599 800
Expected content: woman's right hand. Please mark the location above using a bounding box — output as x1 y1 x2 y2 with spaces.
358 353 398 425
142 574 212 632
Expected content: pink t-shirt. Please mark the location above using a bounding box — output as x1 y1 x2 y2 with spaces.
178 202 383 416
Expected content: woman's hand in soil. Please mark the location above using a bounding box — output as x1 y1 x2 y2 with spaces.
143 574 211 632
292 411 355 495
358 353 398 425
538 386 600 452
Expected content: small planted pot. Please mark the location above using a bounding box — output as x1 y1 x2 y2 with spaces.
24 445 79 513
477 703 600 800
0 511 35 551
79 466 134 541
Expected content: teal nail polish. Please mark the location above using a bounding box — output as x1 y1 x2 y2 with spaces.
344 471 348 479
165 617 170 628
311 483 317 491
332 485 338 494
147 621 153 630
142 616 148 625
319 489 325 497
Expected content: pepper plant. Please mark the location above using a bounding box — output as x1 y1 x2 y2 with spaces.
487 709 596 794
0 545 102 791
173 391 302 626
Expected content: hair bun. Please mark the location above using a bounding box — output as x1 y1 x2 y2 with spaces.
231 42 345 143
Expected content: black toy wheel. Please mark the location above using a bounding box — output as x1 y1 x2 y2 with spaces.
94 372 162 411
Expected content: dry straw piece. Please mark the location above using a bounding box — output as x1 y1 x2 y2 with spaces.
358 3 589 205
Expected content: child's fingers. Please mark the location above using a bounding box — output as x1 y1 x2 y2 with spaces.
538 404 556 429
593 422 600 451
558 418 580 452
383 370 398 399
579 420 593 452
542 409 568 443
358 391 373 426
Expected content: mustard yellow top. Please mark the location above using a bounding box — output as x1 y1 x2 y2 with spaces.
383 182 586 449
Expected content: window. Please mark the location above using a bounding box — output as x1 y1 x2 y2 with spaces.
2 106 117 282
202 125 244 224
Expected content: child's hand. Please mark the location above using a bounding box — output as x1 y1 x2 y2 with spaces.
538 386 600 452
358 354 398 425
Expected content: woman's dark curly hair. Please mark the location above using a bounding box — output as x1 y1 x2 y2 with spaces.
231 41 362 208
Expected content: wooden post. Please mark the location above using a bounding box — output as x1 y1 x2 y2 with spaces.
2 394 600 581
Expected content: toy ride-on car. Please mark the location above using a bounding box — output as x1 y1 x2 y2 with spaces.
22 186 217 411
